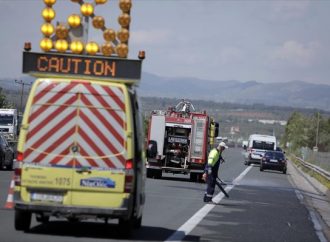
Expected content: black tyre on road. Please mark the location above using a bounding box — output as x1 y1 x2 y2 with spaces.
14 210 32 231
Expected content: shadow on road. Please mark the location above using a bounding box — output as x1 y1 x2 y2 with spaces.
26 220 200 241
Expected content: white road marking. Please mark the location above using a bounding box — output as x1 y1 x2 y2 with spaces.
295 190 328 242
164 165 253 242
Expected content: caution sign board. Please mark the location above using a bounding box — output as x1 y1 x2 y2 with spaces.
23 51 142 80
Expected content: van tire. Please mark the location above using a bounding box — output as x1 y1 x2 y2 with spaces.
36 214 50 224
15 210 32 231
133 216 142 229
118 218 133 237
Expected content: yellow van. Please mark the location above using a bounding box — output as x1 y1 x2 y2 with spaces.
14 77 146 234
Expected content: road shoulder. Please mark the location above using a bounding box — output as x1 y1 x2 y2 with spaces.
288 160 330 242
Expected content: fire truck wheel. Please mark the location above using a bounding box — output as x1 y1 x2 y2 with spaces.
190 173 198 182
155 170 162 179
14 210 32 231
146 169 154 178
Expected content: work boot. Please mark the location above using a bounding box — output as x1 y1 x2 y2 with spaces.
203 194 212 203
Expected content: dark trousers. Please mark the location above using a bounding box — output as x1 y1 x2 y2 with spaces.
206 173 217 196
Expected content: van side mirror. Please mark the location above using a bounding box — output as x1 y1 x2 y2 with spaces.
147 140 157 158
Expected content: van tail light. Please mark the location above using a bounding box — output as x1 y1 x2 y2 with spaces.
124 159 134 193
14 152 23 186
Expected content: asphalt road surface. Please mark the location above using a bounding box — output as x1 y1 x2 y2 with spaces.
0 148 322 242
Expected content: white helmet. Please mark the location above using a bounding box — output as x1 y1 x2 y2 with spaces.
218 141 228 149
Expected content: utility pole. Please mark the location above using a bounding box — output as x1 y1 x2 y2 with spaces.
315 112 320 149
314 112 320 152
14 80 32 115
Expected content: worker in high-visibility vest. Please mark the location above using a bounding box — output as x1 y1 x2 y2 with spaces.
203 141 228 203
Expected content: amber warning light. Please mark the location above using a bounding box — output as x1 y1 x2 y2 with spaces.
22 51 142 80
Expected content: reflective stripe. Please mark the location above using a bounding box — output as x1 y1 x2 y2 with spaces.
24 80 127 169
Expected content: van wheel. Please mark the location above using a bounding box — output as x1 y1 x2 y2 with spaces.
118 218 133 237
260 165 264 171
36 214 50 224
283 169 287 174
15 210 32 231
133 216 142 229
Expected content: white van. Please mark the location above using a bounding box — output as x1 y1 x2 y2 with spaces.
244 134 276 165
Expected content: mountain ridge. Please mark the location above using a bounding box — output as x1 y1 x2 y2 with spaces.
138 73 330 111
1 73 329 111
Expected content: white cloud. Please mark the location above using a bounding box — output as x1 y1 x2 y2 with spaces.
270 40 320 66
218 47 244 65
130 29 173 45
270 1 310 21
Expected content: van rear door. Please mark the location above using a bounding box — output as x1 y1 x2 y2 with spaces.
71 80 128 208
21 79 129 208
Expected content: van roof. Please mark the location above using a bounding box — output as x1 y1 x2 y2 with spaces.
249 134 276 142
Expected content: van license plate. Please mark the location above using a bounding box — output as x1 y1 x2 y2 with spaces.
31 193 63 203
270 159 278 163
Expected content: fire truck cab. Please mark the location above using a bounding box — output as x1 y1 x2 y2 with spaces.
146 100 219 182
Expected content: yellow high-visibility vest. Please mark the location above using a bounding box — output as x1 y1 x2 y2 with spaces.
207 148 220 167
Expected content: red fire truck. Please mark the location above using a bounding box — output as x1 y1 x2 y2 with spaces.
146 100 219 182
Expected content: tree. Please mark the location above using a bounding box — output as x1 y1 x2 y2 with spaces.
0 88 13 108
283 112 330 152
282 112 309 151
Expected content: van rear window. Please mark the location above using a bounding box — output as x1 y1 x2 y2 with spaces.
252 141 274 150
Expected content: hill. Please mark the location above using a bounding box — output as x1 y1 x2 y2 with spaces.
139 73 330 111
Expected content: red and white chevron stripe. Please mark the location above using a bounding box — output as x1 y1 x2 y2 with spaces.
23 79 127 169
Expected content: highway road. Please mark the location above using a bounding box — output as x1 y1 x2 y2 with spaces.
0 148 323 242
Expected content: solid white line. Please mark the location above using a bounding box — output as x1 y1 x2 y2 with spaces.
164 165 253 242
294 190 328 242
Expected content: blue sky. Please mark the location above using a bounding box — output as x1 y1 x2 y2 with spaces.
0 0 329 84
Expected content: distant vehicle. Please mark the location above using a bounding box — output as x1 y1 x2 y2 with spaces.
244 134 276 165
242 140 248 149
146 100 219 182
216 136 228 142
0 133 14 170
260 150 287 174
0 109 18 142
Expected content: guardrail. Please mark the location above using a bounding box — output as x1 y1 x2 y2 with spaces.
291 155 330 184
